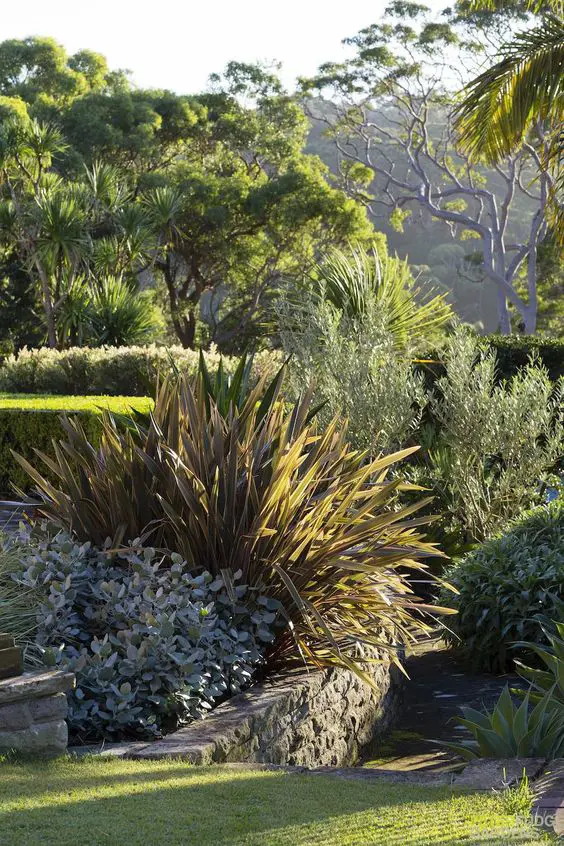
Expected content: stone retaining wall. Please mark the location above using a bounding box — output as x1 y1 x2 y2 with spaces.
125 655 403 767
0 670 75 756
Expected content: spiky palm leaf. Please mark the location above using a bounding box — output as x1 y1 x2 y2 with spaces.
89 275 158 346
456 14 564 160
313 244 453 349
456 9 564 239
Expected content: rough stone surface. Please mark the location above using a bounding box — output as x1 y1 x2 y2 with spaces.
450 758 546 791
122 659 402 767
0 671 73 757
0 670 75 704
0 720 68 755
532 759 564 837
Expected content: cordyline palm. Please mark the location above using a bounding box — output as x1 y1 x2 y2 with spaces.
14 367 452 680
313 244 453 350
455 1 564 238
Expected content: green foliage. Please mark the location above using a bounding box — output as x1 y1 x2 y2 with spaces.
279 297 426 456
441 683 564 760
481 334 564 382
0 345 278 396
0 40 372 351
413 330 563 547
278 246 434 456
0 537 38 648
442 499 564 672
14 369 449 678
0 251 44 353
514 618 564 707
0 37 111 106
0 395 151 493
9 531 275 739
310 244 453 351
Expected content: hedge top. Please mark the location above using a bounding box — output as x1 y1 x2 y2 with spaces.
0 394 152 413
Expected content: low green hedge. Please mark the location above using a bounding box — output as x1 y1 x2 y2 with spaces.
0 394 152 494
0 345 279 396
482 335 564 382
441 498 564 673
418 334 564 388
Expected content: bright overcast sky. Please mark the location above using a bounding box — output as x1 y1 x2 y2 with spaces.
2 0 446 94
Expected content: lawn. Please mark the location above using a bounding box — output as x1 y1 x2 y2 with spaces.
0 394 152 413
0 757 552 846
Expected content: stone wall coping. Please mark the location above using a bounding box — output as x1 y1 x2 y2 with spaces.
0 670 75 704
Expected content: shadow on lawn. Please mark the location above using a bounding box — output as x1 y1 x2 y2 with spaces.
0 765 542 846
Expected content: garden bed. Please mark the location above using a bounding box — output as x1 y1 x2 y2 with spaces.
75 658 403 768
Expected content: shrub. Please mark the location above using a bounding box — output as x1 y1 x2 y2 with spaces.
442 499 564 673
56 275 163 348
411 330 563 548
0 395 152 493
278 288 426 456
0 536 38 649
482 335 564 383
8 530 277 739
0 344 279 396
15 368 450 678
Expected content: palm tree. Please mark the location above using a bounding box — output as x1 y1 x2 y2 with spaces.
311 244 453 350
455 1 564 239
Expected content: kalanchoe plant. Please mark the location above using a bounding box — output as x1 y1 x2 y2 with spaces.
14 363 452 680
11 531 280 739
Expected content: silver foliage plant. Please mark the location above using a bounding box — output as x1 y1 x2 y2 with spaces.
11 531 280 739
424 330 564 543
278 293 426 456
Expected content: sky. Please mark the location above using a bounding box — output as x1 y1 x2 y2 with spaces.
2 0 446 94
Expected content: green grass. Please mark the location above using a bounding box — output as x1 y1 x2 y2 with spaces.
0 757 552 846
0 394 152 413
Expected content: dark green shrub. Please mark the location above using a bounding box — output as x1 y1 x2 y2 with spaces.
482 335 564 383
0 395 151 493
442 499 564 673
419 335 564 389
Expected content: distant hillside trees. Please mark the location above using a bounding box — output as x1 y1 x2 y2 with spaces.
301 2 557 334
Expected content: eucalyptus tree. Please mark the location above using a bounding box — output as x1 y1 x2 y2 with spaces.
302 1 558 333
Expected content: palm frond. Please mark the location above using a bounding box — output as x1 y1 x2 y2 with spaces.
313 244 453 350
455 14 564 161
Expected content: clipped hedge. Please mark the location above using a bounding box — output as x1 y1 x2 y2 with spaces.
0 394 152 494
417 334 564 391
0 345 279 396
482 335 564 383
441 499 564 673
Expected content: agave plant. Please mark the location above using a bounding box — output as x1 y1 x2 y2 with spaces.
514 617 564 707
13 367 451 677
441 684 564 761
